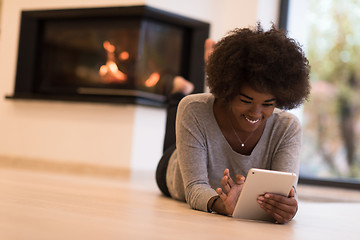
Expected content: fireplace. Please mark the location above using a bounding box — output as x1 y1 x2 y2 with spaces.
7 6 209 106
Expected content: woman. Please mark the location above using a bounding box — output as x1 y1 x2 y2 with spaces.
156 23 311 224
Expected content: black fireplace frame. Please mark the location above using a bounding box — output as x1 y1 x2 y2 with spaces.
6 5 209 107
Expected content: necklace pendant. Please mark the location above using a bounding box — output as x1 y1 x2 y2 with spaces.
241 143 245 147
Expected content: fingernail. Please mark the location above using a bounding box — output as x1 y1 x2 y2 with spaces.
258 196 264 201
265 194 270 198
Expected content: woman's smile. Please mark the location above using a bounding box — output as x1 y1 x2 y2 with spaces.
244 115 261 124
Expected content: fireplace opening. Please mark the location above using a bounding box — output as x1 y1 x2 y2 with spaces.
6 6 209 107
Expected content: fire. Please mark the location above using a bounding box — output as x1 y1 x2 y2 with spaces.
145 72 160 87
99 41 161 88
119 51 129 61
99 41 127 83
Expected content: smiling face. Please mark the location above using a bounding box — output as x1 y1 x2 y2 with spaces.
229 85 276 133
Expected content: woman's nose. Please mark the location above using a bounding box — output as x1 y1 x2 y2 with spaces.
248 104 262 117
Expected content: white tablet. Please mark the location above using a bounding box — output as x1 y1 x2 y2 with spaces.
232 168 297 222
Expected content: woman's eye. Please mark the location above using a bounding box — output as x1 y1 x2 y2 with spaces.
240 99 251 104
262 103 274 107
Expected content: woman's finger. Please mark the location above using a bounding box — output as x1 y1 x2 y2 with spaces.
235 174 245 185
216 187 227 201
223 169 235 187
221 175 231 193
263 193 297 208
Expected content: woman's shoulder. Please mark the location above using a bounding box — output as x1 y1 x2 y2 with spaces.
270 108 301 130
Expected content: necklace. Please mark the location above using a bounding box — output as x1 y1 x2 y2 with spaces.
228 108 255 148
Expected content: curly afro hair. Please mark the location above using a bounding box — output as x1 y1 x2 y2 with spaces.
206 23 311 110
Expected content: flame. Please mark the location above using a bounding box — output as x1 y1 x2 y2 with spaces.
99 41 128 83
103 41 115 53
145 72 160 87
119 51 129 61
108 62 119 73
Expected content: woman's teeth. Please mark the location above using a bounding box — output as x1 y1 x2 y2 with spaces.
245 116 260 124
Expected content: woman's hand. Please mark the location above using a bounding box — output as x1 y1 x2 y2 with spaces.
257 188 298 224
215 169 245 215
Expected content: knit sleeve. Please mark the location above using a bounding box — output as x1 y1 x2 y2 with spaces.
175 96 218 212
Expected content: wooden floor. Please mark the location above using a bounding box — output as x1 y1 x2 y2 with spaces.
1 159 360 240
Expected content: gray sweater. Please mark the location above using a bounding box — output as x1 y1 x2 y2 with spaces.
166 93 301 212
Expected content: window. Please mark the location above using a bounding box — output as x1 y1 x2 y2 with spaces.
285 0 360 189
